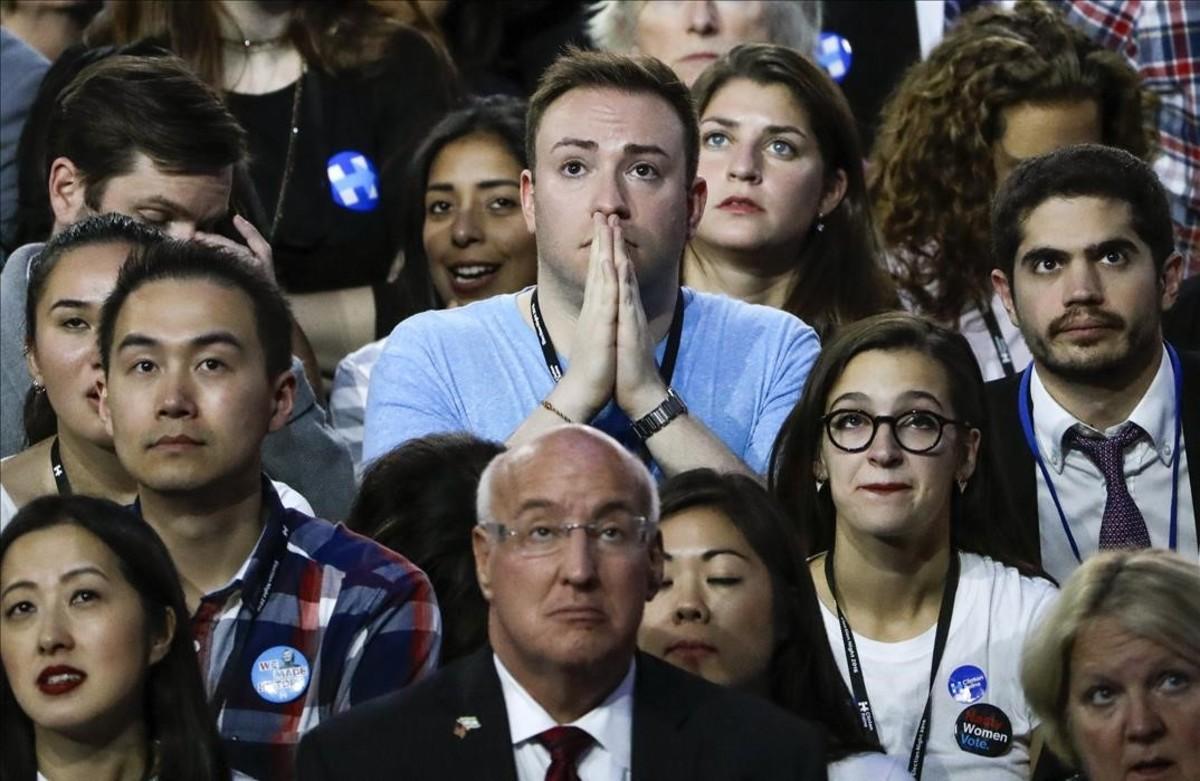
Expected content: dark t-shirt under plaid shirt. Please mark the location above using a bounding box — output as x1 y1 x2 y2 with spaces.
178 479 441 780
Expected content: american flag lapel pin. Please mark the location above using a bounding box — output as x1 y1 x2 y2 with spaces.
454 716 481 738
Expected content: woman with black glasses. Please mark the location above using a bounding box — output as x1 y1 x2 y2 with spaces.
770 312 1057 780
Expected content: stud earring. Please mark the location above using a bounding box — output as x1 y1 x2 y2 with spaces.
815 212 825 233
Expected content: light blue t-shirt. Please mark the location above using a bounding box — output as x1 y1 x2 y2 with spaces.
363 288 820 477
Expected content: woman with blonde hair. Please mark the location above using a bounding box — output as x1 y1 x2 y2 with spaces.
1021 549 1200 781
587 0 821 87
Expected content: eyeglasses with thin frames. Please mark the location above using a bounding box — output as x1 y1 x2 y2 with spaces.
821 409 970 454
480 516 655 558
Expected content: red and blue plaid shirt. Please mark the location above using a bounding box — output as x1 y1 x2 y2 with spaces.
1058 0 1200 276
182 480 441 780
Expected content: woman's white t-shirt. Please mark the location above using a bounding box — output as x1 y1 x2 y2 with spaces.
819 552 1058 781
829 750 910 780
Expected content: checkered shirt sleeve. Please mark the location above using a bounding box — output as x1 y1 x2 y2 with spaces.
1058 0 1200 276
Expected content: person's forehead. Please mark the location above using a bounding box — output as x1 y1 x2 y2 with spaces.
102 154 232 219
496 435 642 511
115 278 257 341
537 87 686 153
1017 195 1142 253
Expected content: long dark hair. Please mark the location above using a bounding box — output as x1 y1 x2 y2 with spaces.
346 433 504 665
769 311 1039 569
0 495 230 781
658 469 880 761
690 43 898 339
393 95 529 317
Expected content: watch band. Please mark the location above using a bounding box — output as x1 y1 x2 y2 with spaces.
631 387 688 440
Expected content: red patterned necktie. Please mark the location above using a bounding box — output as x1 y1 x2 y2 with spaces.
536 726 594 781
1066 424 1152 549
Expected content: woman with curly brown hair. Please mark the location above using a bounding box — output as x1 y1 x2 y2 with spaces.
869 1 1155 381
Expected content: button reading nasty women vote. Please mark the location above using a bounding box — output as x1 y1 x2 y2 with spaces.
251 645 311 704
327 150 380 212
948 664 988 704
955 704 1013 757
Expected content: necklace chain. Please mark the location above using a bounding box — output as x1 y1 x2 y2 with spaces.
270 63 305 242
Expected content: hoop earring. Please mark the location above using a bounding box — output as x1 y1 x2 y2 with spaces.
957 478 968 494
815 479 826 493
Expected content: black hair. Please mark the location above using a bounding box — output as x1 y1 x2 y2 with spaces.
395 95 528 315
658 469 881 761
98 239 293 380
21 213 165 446
0 495 230 781
769 311 1040 570
346 433 504 665
991 144 1176 279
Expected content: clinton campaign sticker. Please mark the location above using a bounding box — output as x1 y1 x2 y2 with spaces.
815 33 852 82
948 664 988 704
251 645 310 704
955 704 1013 757
327 150 380 212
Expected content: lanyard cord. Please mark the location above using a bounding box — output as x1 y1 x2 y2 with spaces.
825 548 961 778
1016 343 1184 561
978 298 1016 377
529 287 685 388
49 437 73 495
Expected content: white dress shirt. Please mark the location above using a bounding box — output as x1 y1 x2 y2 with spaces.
494 654 634 781
1031 347 1197 583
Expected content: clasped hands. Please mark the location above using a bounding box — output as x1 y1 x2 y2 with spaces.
552 212 671 424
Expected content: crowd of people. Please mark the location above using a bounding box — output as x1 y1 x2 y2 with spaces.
0 1 1197 780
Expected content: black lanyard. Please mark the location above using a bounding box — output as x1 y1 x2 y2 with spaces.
978 298 1016 377
50 437 73 495
826 549 960 779
529 287 685 388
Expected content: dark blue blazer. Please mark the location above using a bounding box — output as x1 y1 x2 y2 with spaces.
297 648 827 781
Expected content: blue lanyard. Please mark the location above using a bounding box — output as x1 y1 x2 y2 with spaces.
1017 344 1183 562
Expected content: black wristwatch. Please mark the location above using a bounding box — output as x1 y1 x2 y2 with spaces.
631 387 688 440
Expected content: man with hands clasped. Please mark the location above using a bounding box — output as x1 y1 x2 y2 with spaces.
363 48 820 478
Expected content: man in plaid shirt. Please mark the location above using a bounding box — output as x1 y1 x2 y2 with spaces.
1057 0 1199 277
97 240 441 780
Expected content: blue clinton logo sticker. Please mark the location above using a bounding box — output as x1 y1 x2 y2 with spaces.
948 664 988 704
327 150 380 212
251 645 310 704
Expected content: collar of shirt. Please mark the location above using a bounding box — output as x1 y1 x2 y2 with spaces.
493 652 634 768
1031 346 1176 474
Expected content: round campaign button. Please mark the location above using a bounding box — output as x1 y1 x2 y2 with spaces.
815 32 853 82
948 664 988 704
326 150 380 212
955 703 1013 757
250 645 311 704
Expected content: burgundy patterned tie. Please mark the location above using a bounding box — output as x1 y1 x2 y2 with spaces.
1066 424 1152 549
536 726 594 781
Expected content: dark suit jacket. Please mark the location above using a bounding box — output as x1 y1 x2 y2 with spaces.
985 347 1200 568
297 648 827 780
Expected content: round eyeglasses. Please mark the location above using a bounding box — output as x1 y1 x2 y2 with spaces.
821 409 969 454
481 515 655 558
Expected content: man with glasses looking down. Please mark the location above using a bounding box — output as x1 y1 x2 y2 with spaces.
299 425 826 780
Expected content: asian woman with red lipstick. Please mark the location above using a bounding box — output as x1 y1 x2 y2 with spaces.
0 494 228 781
770 312 1056 780
683 44 896 340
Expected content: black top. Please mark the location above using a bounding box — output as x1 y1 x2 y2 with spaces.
227 28 459 335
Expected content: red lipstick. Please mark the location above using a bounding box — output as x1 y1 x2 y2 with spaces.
37 665 86 695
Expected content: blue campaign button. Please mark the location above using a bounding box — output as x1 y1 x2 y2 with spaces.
250 645 311 704
327 150 380 212
948 664 988 704
815 32 852 83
